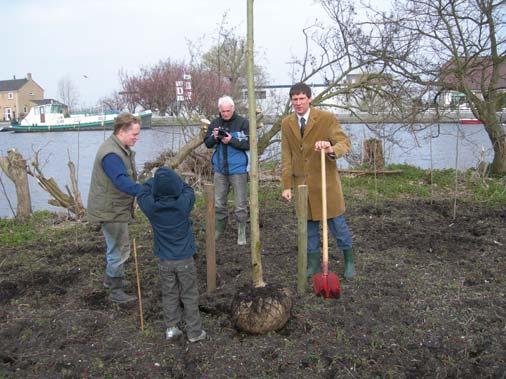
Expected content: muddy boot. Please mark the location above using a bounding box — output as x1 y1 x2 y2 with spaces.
103 273 128 289
215 219 226 240
237 222 247 245
342 248 356 279
109 277 137 304
307 251 321 278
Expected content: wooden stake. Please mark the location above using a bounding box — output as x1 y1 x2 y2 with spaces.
132 239 144 331
296 185 308 294
205 184 216 293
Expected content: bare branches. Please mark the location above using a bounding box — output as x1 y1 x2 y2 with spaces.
28 150 85 218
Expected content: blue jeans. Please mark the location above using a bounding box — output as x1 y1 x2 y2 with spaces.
158 258 203 339
214 172 248 223
102 222 130 278
308 215 352 253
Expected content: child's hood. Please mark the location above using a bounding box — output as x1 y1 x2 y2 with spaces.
152 167 183 197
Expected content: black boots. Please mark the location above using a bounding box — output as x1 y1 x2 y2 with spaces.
107 275 137 304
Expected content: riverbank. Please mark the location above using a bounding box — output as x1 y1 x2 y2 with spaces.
151 110 481 126
1 169 505 377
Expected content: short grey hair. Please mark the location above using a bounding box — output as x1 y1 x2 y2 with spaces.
218 95 235 108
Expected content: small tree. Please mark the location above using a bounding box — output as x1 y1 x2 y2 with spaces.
98 91 128 113
200 14 267 108
57 75 79 112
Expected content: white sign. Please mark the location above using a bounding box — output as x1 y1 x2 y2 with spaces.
183 74 191 80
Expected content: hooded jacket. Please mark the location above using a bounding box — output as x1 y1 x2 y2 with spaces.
136 167 196 260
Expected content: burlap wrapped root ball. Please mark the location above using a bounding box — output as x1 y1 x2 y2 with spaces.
230 284 293 334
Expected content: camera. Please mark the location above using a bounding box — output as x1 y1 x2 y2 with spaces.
217 127 229 139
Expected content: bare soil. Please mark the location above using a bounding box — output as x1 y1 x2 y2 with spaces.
1 194 505 378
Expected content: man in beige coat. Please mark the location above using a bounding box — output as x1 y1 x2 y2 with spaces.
281 82 356 279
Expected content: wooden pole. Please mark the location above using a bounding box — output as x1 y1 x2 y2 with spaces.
205 183 216 293
321 150 329 276
247 0 265 288
296 185 308 294
132 239 144 331
453 124 460 219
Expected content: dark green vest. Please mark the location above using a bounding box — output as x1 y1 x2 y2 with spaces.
87 134 137 222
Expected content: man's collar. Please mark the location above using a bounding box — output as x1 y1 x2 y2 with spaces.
296 109 310 122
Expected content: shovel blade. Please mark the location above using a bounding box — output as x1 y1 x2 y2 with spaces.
312 272 340 299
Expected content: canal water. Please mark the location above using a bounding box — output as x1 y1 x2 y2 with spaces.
0 123 493 218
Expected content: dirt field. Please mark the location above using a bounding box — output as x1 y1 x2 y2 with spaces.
1 194 505 378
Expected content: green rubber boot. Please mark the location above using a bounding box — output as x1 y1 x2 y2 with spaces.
215 219 226 240
342 248 356 279
109 277 137 304
237 222 247 245
307 251 321 278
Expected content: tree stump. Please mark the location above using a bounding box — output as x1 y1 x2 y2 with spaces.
362 138 384 169
230 284 292 334
0 149 32 219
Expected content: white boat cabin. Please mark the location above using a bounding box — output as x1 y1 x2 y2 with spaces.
20 102 116 127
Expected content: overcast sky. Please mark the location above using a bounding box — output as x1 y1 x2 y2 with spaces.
3 0 330 107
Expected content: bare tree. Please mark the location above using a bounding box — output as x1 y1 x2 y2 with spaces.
201 15 267 108
360 0 506 175
119 60 186 116
98 91 128 113
257 0 401 155
57 75 79 112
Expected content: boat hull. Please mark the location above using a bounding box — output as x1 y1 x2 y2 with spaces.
11 112 152 133
460 118 482 125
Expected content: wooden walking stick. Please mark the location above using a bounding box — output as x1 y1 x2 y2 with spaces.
132 239 144 331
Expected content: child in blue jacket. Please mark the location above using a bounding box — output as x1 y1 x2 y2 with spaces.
137 167 206 343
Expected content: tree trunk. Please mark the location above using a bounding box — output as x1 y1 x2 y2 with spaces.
362 138 385 169
164 123 208 169
0 149 32 219
485 120 506 175
247 0 265 288
30 151 85 218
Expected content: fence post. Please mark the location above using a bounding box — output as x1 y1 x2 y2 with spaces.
205 183 216 293
296 185 308 293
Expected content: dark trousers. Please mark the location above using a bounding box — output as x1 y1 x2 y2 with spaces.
158 257 203 339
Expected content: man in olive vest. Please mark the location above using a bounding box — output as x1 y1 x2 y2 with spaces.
88 113 143 303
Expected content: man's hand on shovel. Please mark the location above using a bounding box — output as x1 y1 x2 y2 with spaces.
315 141 334 154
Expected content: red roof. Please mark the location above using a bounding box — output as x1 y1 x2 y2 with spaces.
441 56 506 90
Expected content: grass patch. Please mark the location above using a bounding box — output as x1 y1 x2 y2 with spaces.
0 211 55 246
342 164 506 204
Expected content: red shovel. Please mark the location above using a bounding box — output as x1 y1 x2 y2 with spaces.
312 149 341 299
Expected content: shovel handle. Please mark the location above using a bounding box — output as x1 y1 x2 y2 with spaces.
321 149 328 276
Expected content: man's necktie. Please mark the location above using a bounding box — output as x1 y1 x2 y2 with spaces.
300 117 306 137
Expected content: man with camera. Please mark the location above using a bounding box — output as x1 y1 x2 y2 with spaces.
204 96 249 245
